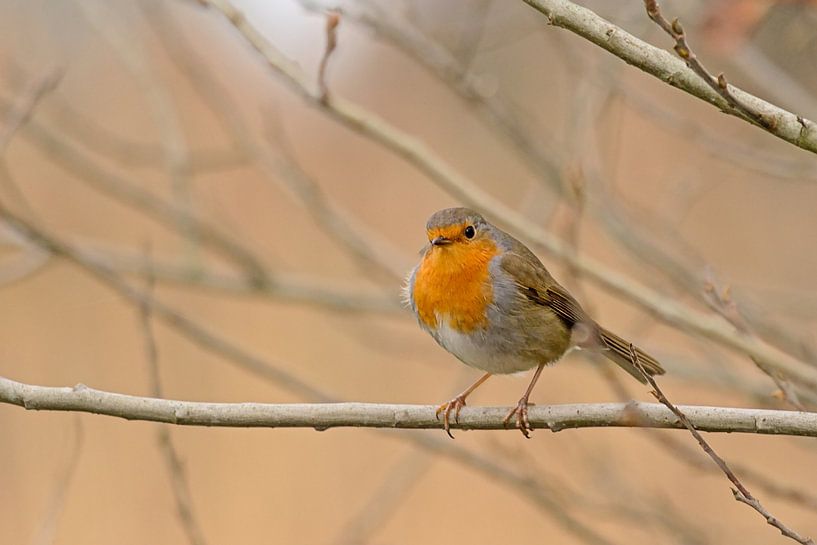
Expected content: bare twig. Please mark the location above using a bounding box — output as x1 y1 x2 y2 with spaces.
521 0 817 154
2 376 817 436
318 11 340 104
632 347 815 545
643 0 771 130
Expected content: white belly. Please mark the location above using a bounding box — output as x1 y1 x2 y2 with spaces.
435 318 537 374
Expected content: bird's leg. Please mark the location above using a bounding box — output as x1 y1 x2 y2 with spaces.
436 372 492 438
503 363 545 438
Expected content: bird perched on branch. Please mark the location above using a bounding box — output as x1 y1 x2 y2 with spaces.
405 207 664 437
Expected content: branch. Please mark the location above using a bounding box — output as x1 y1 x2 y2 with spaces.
521 0 817 154
635 352 815 545
1 376 816 436
643 0 770 129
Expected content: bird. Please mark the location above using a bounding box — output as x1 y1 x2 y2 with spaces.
405 207 664 437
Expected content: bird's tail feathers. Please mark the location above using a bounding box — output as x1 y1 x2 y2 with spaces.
597 327 665 384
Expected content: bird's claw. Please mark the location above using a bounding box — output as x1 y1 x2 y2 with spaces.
503 397 534 438
435 395 467 439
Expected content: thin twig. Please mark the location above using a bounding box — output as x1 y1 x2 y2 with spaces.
318 11 340 104
631 346 815 545
643 0 771 129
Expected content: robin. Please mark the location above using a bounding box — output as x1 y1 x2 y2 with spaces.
406 207 665 437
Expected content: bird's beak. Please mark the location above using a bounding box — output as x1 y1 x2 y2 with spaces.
431 236 452 246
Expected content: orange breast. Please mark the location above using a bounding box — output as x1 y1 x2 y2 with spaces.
412 239 499 332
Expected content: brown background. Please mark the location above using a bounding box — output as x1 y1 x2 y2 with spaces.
1 1 816 544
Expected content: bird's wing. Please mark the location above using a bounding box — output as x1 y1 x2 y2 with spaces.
498 251 588 328
499 251 664 380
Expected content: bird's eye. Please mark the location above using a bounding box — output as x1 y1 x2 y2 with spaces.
464 225 475 239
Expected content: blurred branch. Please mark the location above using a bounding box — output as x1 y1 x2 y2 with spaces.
637 357 815 545
146 3 408 282
332 451 431 545
0 95 271 285
28 417 82 545
0 202 329 402
195 0 817 392
649 431 817 515
0 69 61 153
318 11 340 103
77 2 197 260
619 85 817 183
94 248 402 313
703 271 807 410
521 0 817 154
2 377 816 436
298 0 565 194
139 255 209 545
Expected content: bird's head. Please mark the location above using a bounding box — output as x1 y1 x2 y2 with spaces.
425 207 488 249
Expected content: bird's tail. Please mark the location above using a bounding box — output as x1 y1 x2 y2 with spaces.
597 327 665 384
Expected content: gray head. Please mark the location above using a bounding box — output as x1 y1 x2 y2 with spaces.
424 207 489 246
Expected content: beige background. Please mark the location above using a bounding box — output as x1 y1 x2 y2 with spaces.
1 1 816 544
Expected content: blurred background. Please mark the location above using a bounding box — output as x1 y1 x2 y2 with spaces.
1 0 817 543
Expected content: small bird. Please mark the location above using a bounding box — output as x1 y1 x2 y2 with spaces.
405 207 664 437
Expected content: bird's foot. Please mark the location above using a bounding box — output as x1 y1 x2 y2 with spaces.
435 395 468 439
503 397 534 438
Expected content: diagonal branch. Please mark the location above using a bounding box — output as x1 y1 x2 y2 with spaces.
521 0 817 154
633 349 815 545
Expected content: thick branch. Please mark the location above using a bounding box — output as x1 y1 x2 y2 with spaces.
1 376 816 436
522 0 817 154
